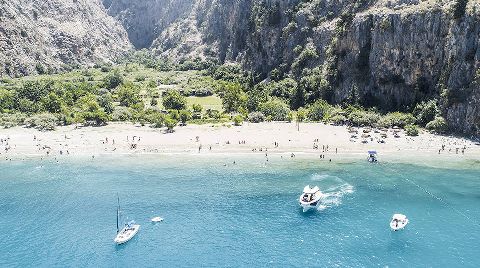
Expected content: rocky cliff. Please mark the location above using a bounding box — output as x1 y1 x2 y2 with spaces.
0 0 131 77
108 0 478 137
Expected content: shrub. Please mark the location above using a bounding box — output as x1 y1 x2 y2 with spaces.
103 70 123 89
134 75 146 82
117 82 142 107
25 113 58 131
162 90 187 110
206 109 221 119
179 110 192 125
0 113 26 128
193 88 213 97
112 106 132 121
248 112 265 123
192 104 203 113
164 116 178 132
329 114 347 125
258 99 290 121
233 115 244 126
405 124 419 136
219 82 247 113
307 100 333 121
413 100 438 126
426 117 448 133
151 113 166 128
378 112 416 128
347 110 380 127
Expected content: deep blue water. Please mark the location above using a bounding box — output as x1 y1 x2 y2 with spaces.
0 155 479 267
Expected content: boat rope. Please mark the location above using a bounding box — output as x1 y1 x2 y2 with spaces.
382 163 480 228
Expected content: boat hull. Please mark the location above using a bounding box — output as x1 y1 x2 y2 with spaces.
114 224 140 244
390 219 408 231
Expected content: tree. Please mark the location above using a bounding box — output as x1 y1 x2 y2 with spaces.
259 99 291 121
97 90 114 114
233 115 244 126
307 99 333 121
103 70 124 89
413 100 438 126
296 108 307 131
0 88 15 112
117 82 142 107
41 92 63 113
77 94 108 126
219 82 247 113
162 90 187 110
164 116 178 132
179 110 192 125
405 125 419 136
426 117 448 133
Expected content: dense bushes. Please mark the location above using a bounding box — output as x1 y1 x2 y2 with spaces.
258 99 290 121
25 113 58 131
405 124 419 136
413 100 438 126
426 117 448 133
162 90 187 110
248 112 265 123
307 100 332 121
378 112 415 128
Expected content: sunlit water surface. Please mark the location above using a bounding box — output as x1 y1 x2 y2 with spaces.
1 155 479 267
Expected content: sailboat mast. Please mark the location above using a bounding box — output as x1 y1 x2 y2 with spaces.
116 195 120 233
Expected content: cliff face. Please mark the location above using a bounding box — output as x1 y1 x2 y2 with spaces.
119 0 478 137
0 0 131 77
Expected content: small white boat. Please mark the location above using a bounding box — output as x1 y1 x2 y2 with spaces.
151 216 164 223
299 185 323 212
114 196 140 245
367 150 378 162
390 214 409 231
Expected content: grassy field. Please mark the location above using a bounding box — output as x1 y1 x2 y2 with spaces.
187 96 223 111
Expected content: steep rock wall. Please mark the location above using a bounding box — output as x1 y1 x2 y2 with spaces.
0 0 132 77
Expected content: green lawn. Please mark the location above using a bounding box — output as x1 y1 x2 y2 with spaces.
187 95 223 111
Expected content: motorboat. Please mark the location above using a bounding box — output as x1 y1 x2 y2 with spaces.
114 196 140 245
367 150 378 162
390 214 409 231
299 185 323 212
151 216 164 223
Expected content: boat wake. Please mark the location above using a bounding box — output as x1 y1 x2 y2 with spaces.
310 173 354 211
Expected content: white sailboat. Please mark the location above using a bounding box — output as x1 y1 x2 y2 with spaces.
114 196 140 245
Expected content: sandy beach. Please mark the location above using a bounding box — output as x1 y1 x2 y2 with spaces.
0 122 479 165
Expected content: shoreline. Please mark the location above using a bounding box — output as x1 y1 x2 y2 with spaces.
1 122 479 168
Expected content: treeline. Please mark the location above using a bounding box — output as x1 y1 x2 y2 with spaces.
0 50 448 135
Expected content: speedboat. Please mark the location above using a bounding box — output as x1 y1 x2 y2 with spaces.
367 150 378 162
299 185 323 212
390 214 409 231
114 196 140 245
115 221 140 244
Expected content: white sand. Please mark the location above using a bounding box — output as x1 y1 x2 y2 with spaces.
0 122 479 164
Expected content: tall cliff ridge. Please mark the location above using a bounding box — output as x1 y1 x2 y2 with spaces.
105 0 479 137
0 0 132 77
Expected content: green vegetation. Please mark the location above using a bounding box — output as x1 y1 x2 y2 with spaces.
0 51 451 135
426 116 448 133
405 124 419 136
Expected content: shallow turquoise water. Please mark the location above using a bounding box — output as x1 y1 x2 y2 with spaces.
0 155 479 267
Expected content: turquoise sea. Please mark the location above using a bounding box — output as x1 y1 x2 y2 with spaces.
1 155 479 267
